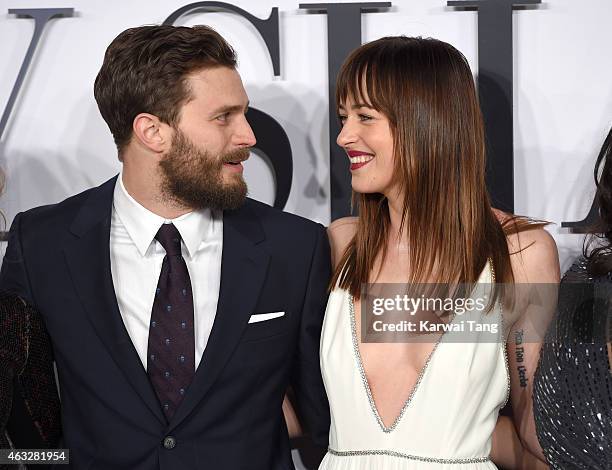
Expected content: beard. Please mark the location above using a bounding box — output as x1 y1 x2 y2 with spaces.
159 129 249 211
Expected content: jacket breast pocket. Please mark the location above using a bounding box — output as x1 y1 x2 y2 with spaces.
240 310 290 342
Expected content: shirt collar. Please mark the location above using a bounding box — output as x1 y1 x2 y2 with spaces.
112 173 215 258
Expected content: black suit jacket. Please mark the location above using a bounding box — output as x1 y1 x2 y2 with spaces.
0 176 331 470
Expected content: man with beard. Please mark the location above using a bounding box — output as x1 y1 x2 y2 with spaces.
0 25 330 470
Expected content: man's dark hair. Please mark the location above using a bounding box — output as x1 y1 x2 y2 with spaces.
94 25 236 154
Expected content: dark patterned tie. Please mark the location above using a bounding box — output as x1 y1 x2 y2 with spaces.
147 223 195 421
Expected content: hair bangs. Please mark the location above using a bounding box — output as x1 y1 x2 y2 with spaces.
335 47 386 113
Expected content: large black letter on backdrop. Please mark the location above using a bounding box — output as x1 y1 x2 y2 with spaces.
0 8 74 140
0 8 74 241
163 2 292 209
561 197 599 232
561 124 610 232
299 2 391 221
448 0 540 213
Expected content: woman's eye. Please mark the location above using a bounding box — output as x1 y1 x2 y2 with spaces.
358 114 373 122
337 115 347 125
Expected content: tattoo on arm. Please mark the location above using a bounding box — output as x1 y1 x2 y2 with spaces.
514 329 528 388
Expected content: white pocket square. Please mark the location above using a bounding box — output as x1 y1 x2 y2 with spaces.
248 311 285 324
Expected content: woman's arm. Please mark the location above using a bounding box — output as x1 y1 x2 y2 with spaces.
0 295 28 447
12 301 61 448
491 415 549 469
495 226 559 464
1 296 61 449
283 393 303 439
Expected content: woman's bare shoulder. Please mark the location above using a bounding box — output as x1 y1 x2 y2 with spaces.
327 217 358 269
493 209 559 283
509 226 559 284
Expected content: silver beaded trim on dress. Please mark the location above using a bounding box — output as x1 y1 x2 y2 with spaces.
328 447 491 464
500 332 511 409
489 264 512 409
348 261 509 434
348 293 447 434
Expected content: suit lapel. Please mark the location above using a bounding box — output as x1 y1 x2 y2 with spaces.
169 203 269 430
63 176 166 425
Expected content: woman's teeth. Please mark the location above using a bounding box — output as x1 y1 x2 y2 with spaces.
349 155 374 164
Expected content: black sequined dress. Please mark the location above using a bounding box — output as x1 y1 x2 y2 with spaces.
0 292 61 467
534 257 612 469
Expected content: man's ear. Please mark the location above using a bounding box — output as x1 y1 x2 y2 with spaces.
132 113 172 153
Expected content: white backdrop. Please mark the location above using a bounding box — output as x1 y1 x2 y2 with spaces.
1 0 611 466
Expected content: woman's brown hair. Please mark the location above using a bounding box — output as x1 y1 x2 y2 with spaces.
330 36 539 302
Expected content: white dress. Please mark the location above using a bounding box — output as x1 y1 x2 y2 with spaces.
319 263 509 469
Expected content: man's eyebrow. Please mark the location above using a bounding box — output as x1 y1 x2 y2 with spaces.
210 101 250 115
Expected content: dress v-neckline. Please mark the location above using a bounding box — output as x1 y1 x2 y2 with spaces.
348 293 452 433
348 261 495 433
347 292 454 433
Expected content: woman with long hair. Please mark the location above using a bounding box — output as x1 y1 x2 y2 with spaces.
318 36 559 469
533 127 612 469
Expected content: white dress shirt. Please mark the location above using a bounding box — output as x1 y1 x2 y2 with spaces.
110 174 223 370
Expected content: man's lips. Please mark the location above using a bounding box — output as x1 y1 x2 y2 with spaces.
223 155 250 165
223 155 249 172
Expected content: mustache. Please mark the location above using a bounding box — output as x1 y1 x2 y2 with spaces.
221 148 251 164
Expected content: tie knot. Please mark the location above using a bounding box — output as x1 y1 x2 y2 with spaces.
155 223 182 256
